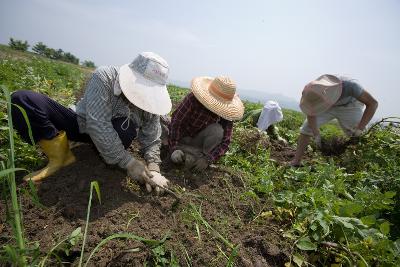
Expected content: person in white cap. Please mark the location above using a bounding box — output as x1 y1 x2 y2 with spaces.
242 100 287 144
290 74 378 167
11 52 171 194
168 76 244 171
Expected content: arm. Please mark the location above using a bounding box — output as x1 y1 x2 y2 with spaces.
208 120 233 162
355 90 378 130
168 94 193 152
138 114 162 164
84 69 133 168
306 115 320 137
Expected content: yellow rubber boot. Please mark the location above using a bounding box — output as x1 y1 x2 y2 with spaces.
24 131 76 182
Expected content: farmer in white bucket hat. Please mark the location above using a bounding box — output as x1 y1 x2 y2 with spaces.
242 100 287 144
11 52 171 194
168 76 244 171
290 74 378 167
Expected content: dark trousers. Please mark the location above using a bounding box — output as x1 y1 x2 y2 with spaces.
11 90 137 149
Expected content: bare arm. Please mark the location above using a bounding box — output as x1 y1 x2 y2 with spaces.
307 115 320 137
356 90 378 130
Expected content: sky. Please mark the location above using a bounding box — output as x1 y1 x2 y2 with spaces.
0 0 399 118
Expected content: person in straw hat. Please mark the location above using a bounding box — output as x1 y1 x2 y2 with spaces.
290 74 378 167
168 76 244 171
11 52 171 194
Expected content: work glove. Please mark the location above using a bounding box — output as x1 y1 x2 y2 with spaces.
147 171 169 195
126 158 153 188
171 150 185 163
314 134 322 150
193 156 209 172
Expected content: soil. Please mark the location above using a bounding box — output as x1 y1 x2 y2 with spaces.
320 136 360 156
0 141 294 266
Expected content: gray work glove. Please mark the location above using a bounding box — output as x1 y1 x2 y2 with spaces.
314 134 322 149
171 150 185 163
193 156 209 172
126 158 154 191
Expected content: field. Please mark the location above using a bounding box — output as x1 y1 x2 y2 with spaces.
1 44 400 266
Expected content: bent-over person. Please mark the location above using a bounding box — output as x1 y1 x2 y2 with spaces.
168 76 244 171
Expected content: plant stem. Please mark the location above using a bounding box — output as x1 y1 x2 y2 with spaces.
2 85 26 265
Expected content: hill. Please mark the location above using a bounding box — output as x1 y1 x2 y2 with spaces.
1 46 400 266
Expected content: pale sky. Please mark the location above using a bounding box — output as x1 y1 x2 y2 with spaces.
1 0 399 118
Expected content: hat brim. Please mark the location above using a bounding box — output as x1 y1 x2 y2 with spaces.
119 64 172 115
191 77 244 121
300 83 342 116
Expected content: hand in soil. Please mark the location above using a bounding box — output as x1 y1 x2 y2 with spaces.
171 149 185 163
193 157 208 172
126 158 153 185
147 171 169 195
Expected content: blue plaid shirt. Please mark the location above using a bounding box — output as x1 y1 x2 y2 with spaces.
76 66 161 168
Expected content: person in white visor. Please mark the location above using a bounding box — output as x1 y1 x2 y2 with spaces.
12 52 172 195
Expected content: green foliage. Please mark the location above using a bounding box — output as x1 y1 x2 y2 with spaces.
39 227 82 267
32 42 47 55
167 84 189 105
79 181 101 266
8 38 29 52
82 60 96 68
1 43 399 266
0 55 87 106
222 119 400 266
31 41 80 64
0 51 89 172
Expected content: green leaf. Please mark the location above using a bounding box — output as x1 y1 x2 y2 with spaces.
0 167 25 178
384 191 396 198
91 181 101 204
394 239 400 254
296 237 317 251
12 103 35 145
292 253 304 266
380 221 390 235
70 227 82 240
334 216 354 229
361 215 376 226
339 203 363 217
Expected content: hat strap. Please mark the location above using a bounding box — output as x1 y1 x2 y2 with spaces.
209 83 234 101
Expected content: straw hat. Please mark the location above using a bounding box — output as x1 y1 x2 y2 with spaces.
119 52 172 115
300 74 343 116
191 76 244 121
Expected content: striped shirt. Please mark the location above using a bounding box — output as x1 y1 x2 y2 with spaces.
76 66 161 169
168 92 233 162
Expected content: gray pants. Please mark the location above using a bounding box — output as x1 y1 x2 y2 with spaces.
177 123 224 168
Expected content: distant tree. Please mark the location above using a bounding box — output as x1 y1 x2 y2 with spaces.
44 47 56 59
32 42 47 55
82 60 96 68
53 49 64 60
8 38 29 51
63 52 79 65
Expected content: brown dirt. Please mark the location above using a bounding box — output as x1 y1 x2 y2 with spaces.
0 143 291 266
320 136 360 156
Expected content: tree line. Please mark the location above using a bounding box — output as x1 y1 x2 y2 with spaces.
8 37 96 68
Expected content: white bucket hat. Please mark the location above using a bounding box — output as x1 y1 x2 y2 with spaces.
257 100 283 131
300 74 343 116
191 76 244 121
119 52 172 115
